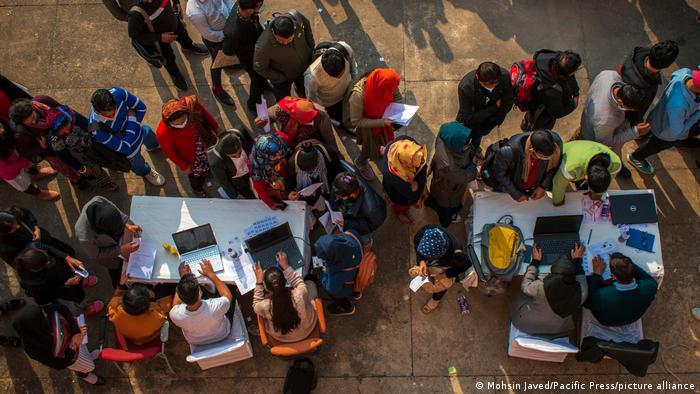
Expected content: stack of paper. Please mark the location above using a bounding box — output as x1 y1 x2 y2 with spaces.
319 201 343 234
382 103 419 127
126 240 158 280
222 245 256 295
582 238 617 279
508 323 578 362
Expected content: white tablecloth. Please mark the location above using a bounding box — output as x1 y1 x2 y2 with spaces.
128 196 310 284
469 190 664 281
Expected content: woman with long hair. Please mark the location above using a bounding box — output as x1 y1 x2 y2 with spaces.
253 252 317 342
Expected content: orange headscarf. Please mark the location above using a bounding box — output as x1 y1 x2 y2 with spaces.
363 68 401 141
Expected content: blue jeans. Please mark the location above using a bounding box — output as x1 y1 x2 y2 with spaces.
129 125 159 176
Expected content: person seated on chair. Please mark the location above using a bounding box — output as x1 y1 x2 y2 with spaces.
108 272 173 345
509 243 588 337
169 260 235 346
330 171 386 236
481 129 563 203
413 225 472 314
550 140 621 206
585 252 657 327
253 251 318 343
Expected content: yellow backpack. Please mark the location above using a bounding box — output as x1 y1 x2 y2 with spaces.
476 215 525 282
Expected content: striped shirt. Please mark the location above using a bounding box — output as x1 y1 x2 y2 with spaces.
89 87 147 158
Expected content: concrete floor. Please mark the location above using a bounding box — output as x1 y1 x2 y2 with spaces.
1 0 700 393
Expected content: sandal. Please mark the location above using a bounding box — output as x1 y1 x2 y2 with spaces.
421 298 441 314
0 298 25 312
0 335 21 347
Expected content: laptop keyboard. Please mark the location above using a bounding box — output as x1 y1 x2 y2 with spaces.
536 238 578 256
182 246 221 270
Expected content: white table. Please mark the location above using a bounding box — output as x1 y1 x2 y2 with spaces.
128 196 310 284
468 190 664 282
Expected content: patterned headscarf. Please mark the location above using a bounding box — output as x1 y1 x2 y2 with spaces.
417 227 449 260
387 139 427 183
249 133 290 186
46 105 75 133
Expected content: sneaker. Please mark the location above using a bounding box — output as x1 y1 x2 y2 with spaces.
213 89 236 107
82 275 99 289
352 292 362 301
327 303 355 316
83 301 104 317
171 74 188 91
617 166 632 179
144 169 166 186
626 153 654 175
692 307 700 321
35 190 60 201
183 43 208 55
354 158 375 180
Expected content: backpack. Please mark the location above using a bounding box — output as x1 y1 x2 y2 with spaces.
283 358 317 394
343 231 377 294
479 138 510 188
311 41 350 63
50 310 73 359
510 60 538 111
473 215 525 284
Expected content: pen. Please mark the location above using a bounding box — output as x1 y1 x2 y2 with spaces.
587 229 593 245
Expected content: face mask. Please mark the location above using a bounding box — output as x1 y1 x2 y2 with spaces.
483 86 495 92
170 117 188 129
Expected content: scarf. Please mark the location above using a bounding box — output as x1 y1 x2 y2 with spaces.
295 149 329 193
416 227 449 260
387 139 427 183
161 96 218 148
45 106 75 134
249 133 290 188
277 97 318 142
363 68 401 141
521 133 560 184
543 255 582 318
86 201 125 241
30 100 51 130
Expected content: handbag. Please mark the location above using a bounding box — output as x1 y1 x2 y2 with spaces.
130 6 165 68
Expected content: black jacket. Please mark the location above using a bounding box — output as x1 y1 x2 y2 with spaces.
533 50 580 119
15 303 81 370
128 0 180 45
19 246 85 306
222 6 263 66
381 136 428 206
413 225 471 278
0 208 72 268
102 0 139 22
207 129 254 199
490 131 563 200
620 46 661 125
330 175 386 235
456 67 513 129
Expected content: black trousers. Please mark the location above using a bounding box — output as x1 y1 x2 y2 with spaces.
241 62 269 106
188 172 207 193
203 39 223 88
227 174 255 199
631 123 700 161
523 106 556 131
325 100 344 122
271 76 306 102
142 19 194 77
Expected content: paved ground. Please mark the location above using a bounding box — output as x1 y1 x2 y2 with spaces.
1 1 700 393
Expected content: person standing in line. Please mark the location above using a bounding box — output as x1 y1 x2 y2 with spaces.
304 41 355 123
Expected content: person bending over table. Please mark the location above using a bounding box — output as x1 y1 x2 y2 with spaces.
253 252 318 343
550 140 621 206
584 252 657 327
249 133 300 210
169 260 236 346
75 196 143 289
509 243 587 337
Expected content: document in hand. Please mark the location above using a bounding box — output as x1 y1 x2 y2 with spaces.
299 182 324 197
319 200 343 234
256 96 271 133
126 240 157 280
409 275 430 292
382 103 419 126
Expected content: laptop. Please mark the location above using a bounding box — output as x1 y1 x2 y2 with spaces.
609 194 658 225
244 222 304 271
171 224 224 276
533 215 583 265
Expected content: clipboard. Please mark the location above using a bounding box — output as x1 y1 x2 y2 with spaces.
212 50 240 69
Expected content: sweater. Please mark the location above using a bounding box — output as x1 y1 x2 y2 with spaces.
303 41 354 108
316 230 363 299
253 11 314 84
580 70 640 148
127 0 180 44
155 104 219 171
533 49 580 119
89 88 147 159
585 265 657 326
108 288 169 345
456 67 513 129
551 140 621 205
253 266 317 343
186 0 233 43
222 5 263 66
74 196 129 270
647 68 700 142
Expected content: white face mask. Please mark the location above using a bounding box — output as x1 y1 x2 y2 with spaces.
483 86 495 92
170 117 188 129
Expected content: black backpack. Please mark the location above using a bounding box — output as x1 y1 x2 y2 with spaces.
283 358 317 394
479 138 510 188
311 41 350 63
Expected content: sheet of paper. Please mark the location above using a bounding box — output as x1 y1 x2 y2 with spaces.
583 238 617 279
211 50 239 69
409 275 430 292
382 102 419 126
319 201 344 234
256 96 271 133
299 182 324 197
223 248 256 295
126 240 157 280
77 315 88 344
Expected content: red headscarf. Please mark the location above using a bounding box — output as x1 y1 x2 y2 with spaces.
277 97 318 141
363 68 400 141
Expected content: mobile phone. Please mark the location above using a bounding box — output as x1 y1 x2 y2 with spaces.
74 266 89 278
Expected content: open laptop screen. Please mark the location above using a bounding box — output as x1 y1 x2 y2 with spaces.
533 215 583 236
245 222 293 253
172 224 217 254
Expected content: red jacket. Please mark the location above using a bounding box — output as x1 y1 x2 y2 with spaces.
155 104 219 171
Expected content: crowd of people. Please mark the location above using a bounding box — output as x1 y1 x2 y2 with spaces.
0 0 697 386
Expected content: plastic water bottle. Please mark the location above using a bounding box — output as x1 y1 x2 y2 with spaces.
601 201 610 218
457 293 470 315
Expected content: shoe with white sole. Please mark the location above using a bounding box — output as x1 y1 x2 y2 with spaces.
144 170 165 186
627 153 654 175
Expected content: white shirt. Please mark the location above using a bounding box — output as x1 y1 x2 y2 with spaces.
186 0 233 43
169 297 231 345
230 150 249 178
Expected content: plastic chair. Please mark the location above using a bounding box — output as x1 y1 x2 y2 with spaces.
257 298 327 357
98 316 174 374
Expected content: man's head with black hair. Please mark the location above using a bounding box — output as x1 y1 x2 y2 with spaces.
322 50 346 78
586 156 612 195
122 285 152 316
610 252 635 284
555 50 582 76
91 89 117 118
615 83 645 111
8 99 35 126
476 61 501 89
271 15 295 45
647 40 678 71
176 274 201 306
530 130 556 157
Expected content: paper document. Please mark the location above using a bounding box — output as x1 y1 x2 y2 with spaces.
583 238 617 279
126 240 157 280
382 103 419 126
211 50 239 69
299 182 324 197
319 201 343 234
256 96 271 133
222 246 256 295
409 275 430 292
77 315 88 344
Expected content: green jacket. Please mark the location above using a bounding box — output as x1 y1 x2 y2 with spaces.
585 265 657 326
551 140 621 205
